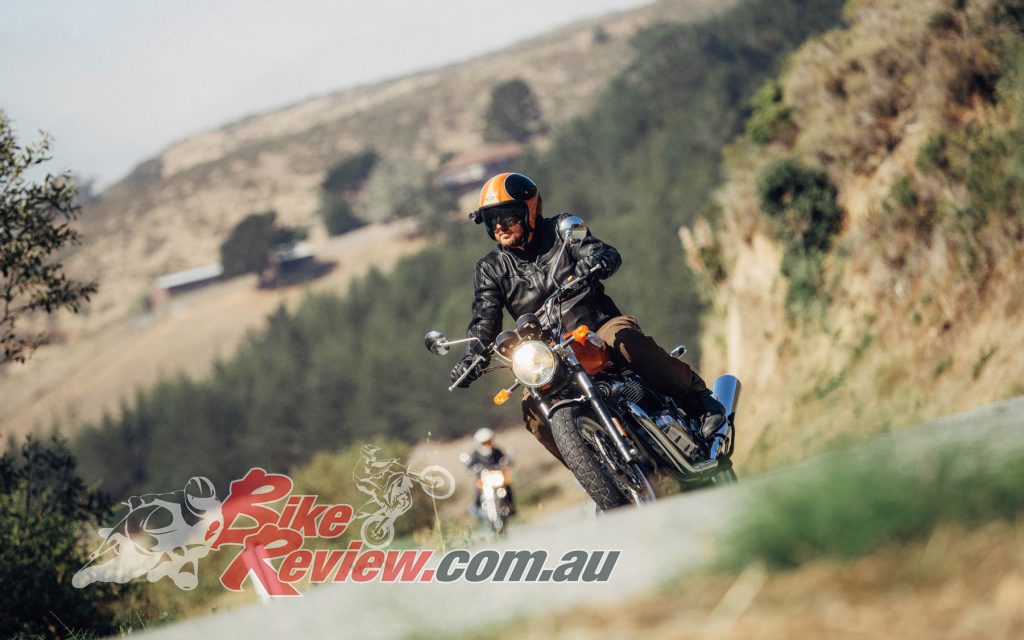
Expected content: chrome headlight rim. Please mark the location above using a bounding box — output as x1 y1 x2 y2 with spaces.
511 340 558 387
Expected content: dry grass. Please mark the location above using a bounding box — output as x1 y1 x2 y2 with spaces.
60 0 731 335
0 219 425 443
683 0 1024 472
492 519 1024 639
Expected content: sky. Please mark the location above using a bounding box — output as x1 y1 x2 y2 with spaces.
1 0 653 189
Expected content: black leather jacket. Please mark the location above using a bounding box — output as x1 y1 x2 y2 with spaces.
464 213 622 355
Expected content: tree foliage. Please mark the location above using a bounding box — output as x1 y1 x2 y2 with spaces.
483 78 545 143
0 110 97 365
219 210 304 278
0 436 138 637
320 149 378 236
757 158 843 317
354 157 456 226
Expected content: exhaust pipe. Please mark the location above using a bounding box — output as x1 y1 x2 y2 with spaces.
709 374 741 461
712 374 741 425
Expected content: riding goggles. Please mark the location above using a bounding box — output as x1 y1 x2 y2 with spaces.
479 203 528 233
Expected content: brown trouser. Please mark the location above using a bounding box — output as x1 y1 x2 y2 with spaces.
522 315 708 467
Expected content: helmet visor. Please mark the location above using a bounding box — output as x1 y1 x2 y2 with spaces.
481 203 528 233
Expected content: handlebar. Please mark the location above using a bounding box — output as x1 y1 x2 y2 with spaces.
448 265 601 391
448 352 490 392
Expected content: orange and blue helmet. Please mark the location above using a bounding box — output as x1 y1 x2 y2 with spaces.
469 173 543 241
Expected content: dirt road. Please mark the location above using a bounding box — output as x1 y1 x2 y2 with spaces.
139 396 1024 639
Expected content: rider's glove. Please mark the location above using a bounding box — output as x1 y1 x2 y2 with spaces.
575 253 614 280
450 355 485 389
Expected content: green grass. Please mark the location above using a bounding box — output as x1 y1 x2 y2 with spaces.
723 443 1024 569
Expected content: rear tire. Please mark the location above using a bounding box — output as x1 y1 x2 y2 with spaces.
549 406 632 511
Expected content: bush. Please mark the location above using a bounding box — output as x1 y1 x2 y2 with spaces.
758 159 843 251
927 11 958 33
0 436 139 637
756 159 843 317
220 211 304 277
724 443 1024 569
322 149 378 194
916 133 952 175
322 201 363 236
319 150 378 236
746 81 796 145
483 78 546 143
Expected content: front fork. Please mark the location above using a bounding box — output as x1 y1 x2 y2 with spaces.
532 362 639 465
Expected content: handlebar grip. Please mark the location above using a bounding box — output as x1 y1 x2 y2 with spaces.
448 353 487 392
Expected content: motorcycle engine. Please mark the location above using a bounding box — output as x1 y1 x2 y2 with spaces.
598 376 651 409
653 410 701 460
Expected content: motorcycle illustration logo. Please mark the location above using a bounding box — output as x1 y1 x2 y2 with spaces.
72 477 222 591
353 445 455 548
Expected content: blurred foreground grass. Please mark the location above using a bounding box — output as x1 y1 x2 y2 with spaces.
723 442 1024 569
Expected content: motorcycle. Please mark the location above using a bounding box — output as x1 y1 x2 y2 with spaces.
355 461 455 548
425 216 741 511
458 452 514 535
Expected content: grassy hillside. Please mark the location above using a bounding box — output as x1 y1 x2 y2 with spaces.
70 0 845 498
683 0 1024 470
60 0 729 335
0 0 731 444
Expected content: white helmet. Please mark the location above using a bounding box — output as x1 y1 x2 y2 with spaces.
474 428 495 455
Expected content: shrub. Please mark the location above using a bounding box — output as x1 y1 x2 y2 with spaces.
916 133 951 174
319 150 378 236
927 11 958 33
724 443 1024 569
0 436 140 637
746 80 797 145
220 211 304 277
322 201 363 236
483 78 546 143
757 159 843 252
756 159 844 317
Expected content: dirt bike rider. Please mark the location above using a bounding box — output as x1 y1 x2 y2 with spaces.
464 427 516 518
450 172 725 467
354 444 409 512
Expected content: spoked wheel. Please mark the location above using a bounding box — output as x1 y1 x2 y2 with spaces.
550 407 654 511
361 514 395 549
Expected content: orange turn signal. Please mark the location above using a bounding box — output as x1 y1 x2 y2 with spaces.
493 389 511 405
572 325 590 343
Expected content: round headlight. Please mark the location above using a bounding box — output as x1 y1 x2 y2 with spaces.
511 340 558 387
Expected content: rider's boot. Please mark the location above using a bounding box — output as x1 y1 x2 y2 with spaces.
682 389 726 441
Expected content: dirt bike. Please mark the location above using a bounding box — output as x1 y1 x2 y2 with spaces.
354 462 455 548
458 452 514 535
425 216 741 511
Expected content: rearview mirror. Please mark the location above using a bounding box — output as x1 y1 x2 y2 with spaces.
424 331 450 355
557 215 588 244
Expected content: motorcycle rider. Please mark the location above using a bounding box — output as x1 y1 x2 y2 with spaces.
450 172 725 466
464 427 516 518
354 444 407 511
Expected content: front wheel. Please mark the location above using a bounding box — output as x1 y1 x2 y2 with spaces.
549 407 639 511
418 465 456 499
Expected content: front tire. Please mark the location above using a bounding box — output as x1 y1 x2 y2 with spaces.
549 407 632 511
419 465 455 499
361 514 395 548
